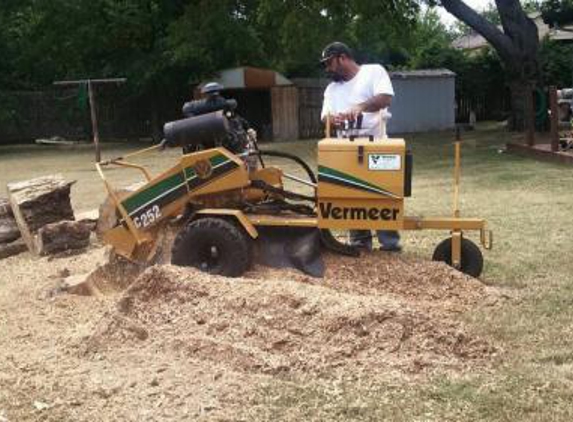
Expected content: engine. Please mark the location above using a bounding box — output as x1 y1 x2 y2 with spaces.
162 82 253 155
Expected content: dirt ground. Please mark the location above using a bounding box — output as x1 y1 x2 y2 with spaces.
0 238 500 422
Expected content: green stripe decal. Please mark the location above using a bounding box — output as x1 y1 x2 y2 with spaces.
121 154 231 214
122 172 185 213
184 167 196 179
318 165 399 198
210 154 228 166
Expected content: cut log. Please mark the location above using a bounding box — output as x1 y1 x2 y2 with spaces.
7 174 75 254
36 220 91 256
76 209 99 232
0 198 21 243
0 239 27 259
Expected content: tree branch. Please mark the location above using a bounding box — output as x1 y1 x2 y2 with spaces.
495 0 539 55
440 0 516 60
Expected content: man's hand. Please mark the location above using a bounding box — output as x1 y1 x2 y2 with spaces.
333 107 363 126
347 105 365 121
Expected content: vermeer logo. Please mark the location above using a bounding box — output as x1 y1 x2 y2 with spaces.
194 160 213 179
319 202 399 221
368 154 401 171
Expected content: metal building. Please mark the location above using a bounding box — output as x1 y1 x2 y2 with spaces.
387 69 456 134
195 67 296 141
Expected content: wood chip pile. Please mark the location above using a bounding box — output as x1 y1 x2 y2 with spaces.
0 244 501 421
86 254 495 377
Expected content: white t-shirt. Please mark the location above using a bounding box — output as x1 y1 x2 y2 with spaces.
321 64 394 138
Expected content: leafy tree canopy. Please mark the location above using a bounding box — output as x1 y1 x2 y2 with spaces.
0 0 421 96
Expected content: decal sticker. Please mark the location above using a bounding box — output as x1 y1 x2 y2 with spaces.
368 154 401 171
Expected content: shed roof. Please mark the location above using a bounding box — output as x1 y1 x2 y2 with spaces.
291 69 455 88
389 69 456 79
198 66 292 90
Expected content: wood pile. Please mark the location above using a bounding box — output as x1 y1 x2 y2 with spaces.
2 174 96 259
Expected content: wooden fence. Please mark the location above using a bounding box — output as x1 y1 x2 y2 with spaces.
456 90 510 123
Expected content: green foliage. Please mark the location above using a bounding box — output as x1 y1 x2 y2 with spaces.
0 0 421 98
541 0 573 26
0 0 570 130
539 39 573 87
409 7 457 68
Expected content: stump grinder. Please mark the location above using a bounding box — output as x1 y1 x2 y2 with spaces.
96 93 492 278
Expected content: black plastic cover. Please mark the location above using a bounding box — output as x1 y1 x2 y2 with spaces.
163 111 230 149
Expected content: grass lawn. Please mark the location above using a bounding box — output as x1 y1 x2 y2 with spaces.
1 123 573 420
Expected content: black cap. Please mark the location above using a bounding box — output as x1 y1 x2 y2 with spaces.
201 82 224 95
320 41 353 63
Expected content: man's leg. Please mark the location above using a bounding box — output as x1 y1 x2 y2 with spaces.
349 230 373 251
377 230 401 251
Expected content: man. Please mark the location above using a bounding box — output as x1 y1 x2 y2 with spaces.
320 41 401 252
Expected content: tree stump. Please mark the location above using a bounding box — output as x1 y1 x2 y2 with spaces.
7 174 75 254
0 198 21 243
36 220 91 255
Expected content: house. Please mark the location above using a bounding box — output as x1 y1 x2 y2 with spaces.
452 12 573 52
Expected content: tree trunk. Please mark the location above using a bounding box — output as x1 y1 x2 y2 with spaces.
36 220 91 255
7 174 75 254
508 81 531 131
441 0 541 130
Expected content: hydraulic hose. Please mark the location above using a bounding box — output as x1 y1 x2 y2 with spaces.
257 150 317 184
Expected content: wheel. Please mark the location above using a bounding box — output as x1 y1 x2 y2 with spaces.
432 237 483 278
171 217 252 277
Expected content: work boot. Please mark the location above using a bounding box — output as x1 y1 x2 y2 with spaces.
380 244 402 252
350 243 372 252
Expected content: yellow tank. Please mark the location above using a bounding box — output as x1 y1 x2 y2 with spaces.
317 137 410 231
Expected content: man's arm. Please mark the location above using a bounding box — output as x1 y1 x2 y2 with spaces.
339 94 392 121
357 93 392 113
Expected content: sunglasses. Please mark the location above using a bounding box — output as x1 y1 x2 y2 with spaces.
321 55 340 68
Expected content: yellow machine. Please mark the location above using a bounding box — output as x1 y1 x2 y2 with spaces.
97 110 492 278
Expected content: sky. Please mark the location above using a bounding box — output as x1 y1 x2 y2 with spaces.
437 0 494 27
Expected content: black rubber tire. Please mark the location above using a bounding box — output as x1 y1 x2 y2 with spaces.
171 217 252 277
432 237 484 278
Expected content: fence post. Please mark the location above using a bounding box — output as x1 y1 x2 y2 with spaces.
549 86 559 152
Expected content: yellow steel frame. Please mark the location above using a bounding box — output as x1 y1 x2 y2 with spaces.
95 145 162 247
95 137 493 271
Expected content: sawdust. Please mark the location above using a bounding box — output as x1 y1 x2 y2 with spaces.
86 263 493 377
252 252 492 313
0 245 500 421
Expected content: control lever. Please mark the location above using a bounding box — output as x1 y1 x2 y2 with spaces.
340 113 364 139
356 113 363 130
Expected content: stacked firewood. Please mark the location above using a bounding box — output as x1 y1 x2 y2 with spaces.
1 174 94 259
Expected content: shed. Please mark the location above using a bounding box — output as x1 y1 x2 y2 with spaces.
387 69 456 133
196 67 297 141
